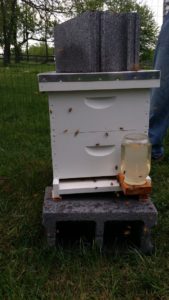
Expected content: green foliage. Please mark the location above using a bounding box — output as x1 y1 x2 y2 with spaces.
105 0 136 12
0 0 17 46
17 4 37 39
0 5 2 45
71 0 104 14
135 3 158 63
26 43 54 56
0 0 158 65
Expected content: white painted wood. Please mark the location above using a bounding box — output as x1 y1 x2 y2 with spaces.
53 177 59 191
49 90 150 133
39 79 160 92
57 178 121 195
51 130 149 179
38 73 158 196
49 88 150 180
52 178 60 198
51 131 120 179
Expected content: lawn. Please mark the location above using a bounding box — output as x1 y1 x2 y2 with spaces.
0 63 169 300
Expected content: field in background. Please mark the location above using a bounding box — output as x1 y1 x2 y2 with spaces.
0 63 169 300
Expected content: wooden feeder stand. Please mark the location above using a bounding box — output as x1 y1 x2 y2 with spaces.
117 173 152 196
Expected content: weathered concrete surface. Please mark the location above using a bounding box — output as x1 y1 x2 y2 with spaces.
43 187 157 254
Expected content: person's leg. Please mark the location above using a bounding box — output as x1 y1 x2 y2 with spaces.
149 19 169 159
149 85 169 159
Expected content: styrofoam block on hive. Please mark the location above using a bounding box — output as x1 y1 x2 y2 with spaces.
54 11 100 73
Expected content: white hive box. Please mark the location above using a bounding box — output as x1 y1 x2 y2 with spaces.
38 71 160 197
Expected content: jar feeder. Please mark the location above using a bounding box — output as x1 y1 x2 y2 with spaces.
118 133 152 196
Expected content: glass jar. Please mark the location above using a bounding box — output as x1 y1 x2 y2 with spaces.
121 133 151 185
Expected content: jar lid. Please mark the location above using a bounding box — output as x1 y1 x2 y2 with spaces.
122 133 149 143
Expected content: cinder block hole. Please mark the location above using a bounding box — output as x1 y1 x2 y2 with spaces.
56 221 96 246
104 221 144 249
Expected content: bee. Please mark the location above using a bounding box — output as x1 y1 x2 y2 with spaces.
124 230 131 236
143 226 149 233
74 130 79 136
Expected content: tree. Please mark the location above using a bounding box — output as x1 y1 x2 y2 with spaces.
14 3 37 62
135 3 158 62
21 0 71 61
0 1 37 64
27 43 54 56
34 0 56 61
0 0 17 64
70 0 104 14
0 0 158 65
0 0 66 64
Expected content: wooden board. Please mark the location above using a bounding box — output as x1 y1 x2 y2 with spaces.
118 173 152 195
53 177 122 197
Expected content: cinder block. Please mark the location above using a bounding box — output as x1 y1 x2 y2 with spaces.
54 11 140 73
43 187 157 254
101 12 140 71
54 11 100 73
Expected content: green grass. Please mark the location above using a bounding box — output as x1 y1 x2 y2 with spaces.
1 63 169 300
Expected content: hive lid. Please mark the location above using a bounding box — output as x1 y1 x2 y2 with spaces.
38 70 160 92
38 70 160 83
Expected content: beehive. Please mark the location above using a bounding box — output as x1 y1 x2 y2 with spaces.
38 71 160 197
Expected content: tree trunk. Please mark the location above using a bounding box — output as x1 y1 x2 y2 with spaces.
3 42 11 65
14 44 21 63
45 39 48 62
26 32 29 61
0 0 17 65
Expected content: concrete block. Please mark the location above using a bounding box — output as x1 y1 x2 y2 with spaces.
101 11 140 71
54 11 100 73
43 187 157 254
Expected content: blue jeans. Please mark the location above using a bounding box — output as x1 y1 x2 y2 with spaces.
149 13 169 158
